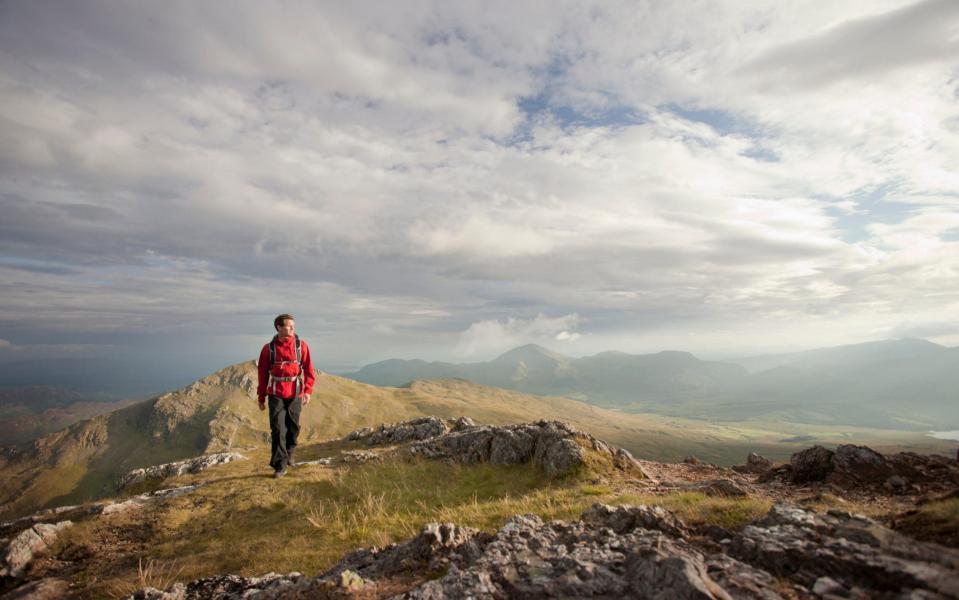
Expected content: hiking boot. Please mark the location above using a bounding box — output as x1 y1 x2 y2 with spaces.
273 466 288 479
288 450 296 467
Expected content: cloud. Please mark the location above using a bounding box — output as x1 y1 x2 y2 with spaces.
1 1 958 377
739 0 959 90
454 314 581 358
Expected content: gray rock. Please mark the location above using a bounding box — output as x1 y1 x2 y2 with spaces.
346 417 645 479
340 450 381 464
580 503 688 538
117 453 246 491
126 499 959 600
728 502 959 598
403 419 641 479
346 417 450 445
403 511 745 599
102 485 199 516
789 445 834 484
885 475 908 492
0 521 72 579
127 572 303 600
322 522 491 582
733 453 773 475
828 444 893 486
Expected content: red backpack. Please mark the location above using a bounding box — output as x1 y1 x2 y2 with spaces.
268 335 303 398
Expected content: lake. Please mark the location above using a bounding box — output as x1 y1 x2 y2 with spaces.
928 430 959 441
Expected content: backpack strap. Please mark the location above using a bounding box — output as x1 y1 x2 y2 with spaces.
294 335 302 398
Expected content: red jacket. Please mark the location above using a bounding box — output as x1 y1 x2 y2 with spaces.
256 335 316 401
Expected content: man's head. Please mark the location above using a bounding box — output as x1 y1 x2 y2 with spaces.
274 313 295 339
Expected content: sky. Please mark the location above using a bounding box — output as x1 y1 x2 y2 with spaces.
1 1 958 393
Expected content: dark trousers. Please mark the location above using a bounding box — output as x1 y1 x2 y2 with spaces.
268 395 302 470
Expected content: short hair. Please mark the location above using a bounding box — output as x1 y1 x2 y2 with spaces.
273 314 295 330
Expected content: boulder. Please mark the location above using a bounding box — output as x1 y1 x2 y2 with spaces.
827 444 893 486
732 452 772 475
789 445 834 484
1 521 73 579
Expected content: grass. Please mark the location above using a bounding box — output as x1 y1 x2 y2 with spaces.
891 498 959 547
55 442 774 599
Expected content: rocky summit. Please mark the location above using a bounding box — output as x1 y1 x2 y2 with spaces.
128 500 959 599
346 417 647 478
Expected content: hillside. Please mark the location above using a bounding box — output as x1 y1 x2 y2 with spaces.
346 340 959 429
2 418 957 598
2 360 955 523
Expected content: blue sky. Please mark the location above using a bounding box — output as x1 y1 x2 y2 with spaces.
1 0 958 393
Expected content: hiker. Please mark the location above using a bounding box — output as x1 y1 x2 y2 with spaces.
256 313 316 478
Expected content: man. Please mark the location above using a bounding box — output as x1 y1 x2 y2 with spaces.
256 313 315 478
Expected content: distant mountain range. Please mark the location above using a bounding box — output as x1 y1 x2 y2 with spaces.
344 339 959 430
0 386 137 446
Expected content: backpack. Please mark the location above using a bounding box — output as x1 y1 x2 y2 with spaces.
268 334 302 398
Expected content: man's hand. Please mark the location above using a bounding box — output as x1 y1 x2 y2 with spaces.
257 399 266 411
302 393 311 406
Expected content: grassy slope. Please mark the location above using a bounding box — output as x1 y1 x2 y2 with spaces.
1 361 953 521
51 440 773 599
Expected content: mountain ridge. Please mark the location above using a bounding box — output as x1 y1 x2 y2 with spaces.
345 338 959 429
4 358 954 521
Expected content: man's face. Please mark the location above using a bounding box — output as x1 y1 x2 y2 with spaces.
276 319 295 339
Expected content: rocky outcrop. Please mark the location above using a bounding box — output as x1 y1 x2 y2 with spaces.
732 452 772 475
1 521 72 579
347 418 644 478
789 444 834 484
346 416 476 445
727 503 959 598
127 500 959 599
322 522 492 583
761 444 959 493
101 485 199 516
117 453 247 491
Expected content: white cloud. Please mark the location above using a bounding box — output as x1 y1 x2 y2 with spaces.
454 314 581 358
1 0 958 375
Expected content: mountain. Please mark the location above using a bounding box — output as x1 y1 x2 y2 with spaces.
704 339 959 429
346 344 745 408
0 361 737 520
726 338 947 374
4 360 952 521
0 386 138 446
347 340 959 429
